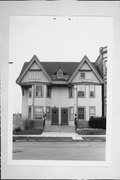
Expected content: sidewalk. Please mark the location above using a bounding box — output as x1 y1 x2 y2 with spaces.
13 132 106 141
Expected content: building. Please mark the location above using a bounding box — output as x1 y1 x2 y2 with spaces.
95 46 107 117
16 54 105 128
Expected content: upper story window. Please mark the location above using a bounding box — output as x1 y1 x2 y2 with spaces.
57 68 63 79
69 86 74 98
28 88 32 98
89 85 95 98
28 71 41 80
46 85 51 98
78 85 85 98
80 72 85 79
35 85 43 98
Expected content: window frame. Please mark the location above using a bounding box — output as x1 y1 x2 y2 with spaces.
77 85 86 98
35 85 44 98
77 106 86 120
57 68 63 79
80 72 85 79
34 106 43 119
28 70 41 80
89 106 96 118
89 85 95 98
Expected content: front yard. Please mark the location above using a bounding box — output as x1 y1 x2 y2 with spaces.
76 128 106 135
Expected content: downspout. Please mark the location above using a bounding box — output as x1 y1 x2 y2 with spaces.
32 85 35 120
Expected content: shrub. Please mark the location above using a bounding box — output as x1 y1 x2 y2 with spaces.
88 116 106 129
14 127 21 133
24 120 35 130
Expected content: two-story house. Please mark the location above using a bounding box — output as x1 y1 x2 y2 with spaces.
16 54 104 128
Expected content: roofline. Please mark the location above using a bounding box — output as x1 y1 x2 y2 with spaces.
16 55 52 85
68 55 103 84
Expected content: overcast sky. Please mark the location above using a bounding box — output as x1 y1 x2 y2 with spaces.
9 16 113 113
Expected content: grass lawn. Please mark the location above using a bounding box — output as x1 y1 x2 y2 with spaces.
13 129 43 135
76 128 106 135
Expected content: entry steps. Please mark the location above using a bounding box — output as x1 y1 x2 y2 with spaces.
44 125 75 132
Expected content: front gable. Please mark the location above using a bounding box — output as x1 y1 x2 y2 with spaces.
16 55 52 85
68 55 103 84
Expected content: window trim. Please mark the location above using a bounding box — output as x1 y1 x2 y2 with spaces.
77 106 86 120
89 106 96 118
80 72 85 79
35 85 44 98
57 68 63 79
28 70 41 80
77 85 86 98
34 106 43 120
89 85 95 98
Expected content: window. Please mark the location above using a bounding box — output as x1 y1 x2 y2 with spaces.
28 106 32 119
89 85 95 98
69 86 74 98
80 72 85 79
46 85 51 98
34 106 43 119
78 107 85 120
78 85 85 98
89 106 95 118
28 88 32 98
57 68 63 79
35 85 43 97
29 71 41 80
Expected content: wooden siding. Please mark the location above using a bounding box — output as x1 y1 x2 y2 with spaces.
21 70 49 83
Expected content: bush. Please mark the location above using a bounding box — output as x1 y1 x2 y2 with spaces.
14 127 21 133
24 120 35 130
88 116 106 129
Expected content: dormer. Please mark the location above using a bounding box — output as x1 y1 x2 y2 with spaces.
57 67 64 79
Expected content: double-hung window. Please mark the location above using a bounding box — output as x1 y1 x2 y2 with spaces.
35 85 43 97
34 106 43 119
89 106 96 118
78 85 85 98
89 85 95 98
78 107 85 120
28 88 32 98
80 72 85 79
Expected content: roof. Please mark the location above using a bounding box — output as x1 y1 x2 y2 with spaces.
17 57 103 85
18 61 100 77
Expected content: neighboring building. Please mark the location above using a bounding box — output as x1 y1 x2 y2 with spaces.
95 46 107 117
16 54 104 128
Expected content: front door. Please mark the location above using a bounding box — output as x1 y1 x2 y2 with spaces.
61 108 68 125
52 108 59 125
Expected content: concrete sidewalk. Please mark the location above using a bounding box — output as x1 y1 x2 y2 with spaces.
13 132 106 140
14 132 83 140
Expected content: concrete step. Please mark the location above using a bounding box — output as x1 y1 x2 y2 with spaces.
44 125 75 132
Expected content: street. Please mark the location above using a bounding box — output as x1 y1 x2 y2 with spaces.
13 141 106 161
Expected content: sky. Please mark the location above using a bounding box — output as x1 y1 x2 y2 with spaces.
9 16 113 113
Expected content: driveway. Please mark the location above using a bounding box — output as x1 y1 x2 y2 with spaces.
13 141 106 161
